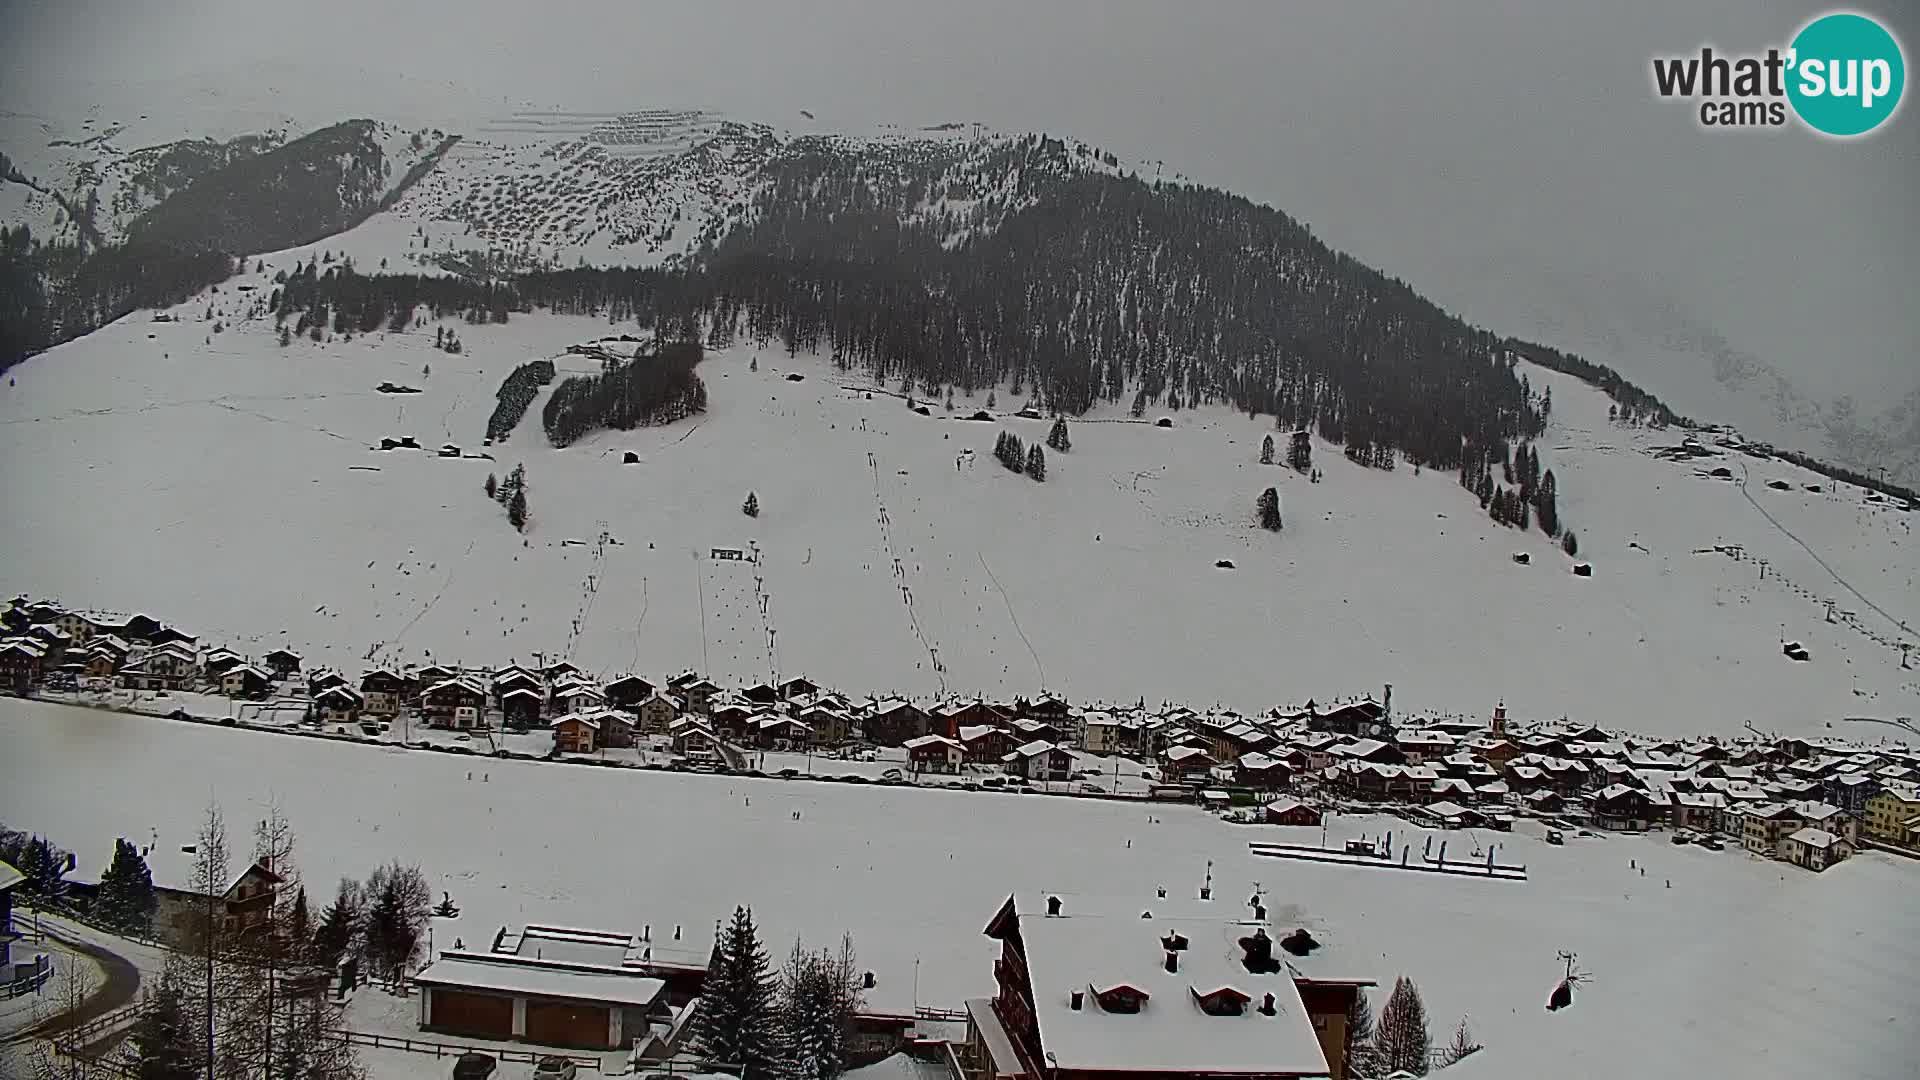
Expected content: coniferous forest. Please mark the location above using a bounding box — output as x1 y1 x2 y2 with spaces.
540 342 708 448
259 135 1705 485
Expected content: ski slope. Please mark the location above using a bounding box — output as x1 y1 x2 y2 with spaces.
0 699 1914 1079
1 273 1915 736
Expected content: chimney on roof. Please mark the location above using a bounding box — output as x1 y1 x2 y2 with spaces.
1254 902 1267 922
1260 993 1277 1016
1046 895 1062 917
863 971 876 990
1164 950 1179 974
1070 990 1084 1011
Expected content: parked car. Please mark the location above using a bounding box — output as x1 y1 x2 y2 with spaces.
451 1052 496 1080
531 1056 576 1080
1544 830 1565 846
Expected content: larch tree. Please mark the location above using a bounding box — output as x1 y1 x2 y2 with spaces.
1375 975 1432 1075
1439 1016 1483 1067
1344 990 1380 1079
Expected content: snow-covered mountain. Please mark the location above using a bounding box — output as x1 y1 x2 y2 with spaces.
1 265 1912 737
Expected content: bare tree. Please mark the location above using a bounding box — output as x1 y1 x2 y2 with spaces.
1375 975 1432 1076
1439 1016 1483 1068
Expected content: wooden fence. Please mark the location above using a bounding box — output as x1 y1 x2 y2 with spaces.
324 1028 604 1072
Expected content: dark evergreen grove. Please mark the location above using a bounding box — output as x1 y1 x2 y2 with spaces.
486 358 555 442
541 341 707 448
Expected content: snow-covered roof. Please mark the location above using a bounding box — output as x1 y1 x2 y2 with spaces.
1426 800 1475 819
414 952 666 1007
904 734 963 751
1013 739 1061 758
1003 897 1333 1074
0 858 23 892
1787 827 1842 850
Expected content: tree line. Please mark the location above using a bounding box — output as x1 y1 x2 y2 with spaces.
541 341 708 448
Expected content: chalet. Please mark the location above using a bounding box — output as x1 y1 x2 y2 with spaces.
604 675 655 711
1004 741 1074 782
1012 718 1067 746
709 701 757 737
314 686 363 723
1233 753 1293 791
492 667 543 699
1334 739 1405 766
308 668 349 695
1521 790 1565 816
1263 801 1323 827
1823 773 1881 817
0 638 48 693
637 693 681 735
1162 745 1218 784
795 704 849 745
670 719 724 762
1430 777 1476 803
1782 827 1853 872
960 725 1016 765
1395 730 1455 764
422 678 488 729
749 714 812 750
50 610 115 644
741 682 780 706
1021 694 1071 727
359 669 409 716
202 647 244 678
1741 803 1807 857
1421 800 1486 830
1467 736 1521 766
904 734 967 774
219 664 273 700
968 892 1372 1079
119 643 198 691
1670 792 1728 833
667 670 703 692
542 661 581 683
1790 800 1856 844
1591 785 1655 831
779 676 820 700
81 650 119 680
550 713 602 754
71 846 284 949
1475 779 1511 804
501 688 545 729
550 681 606 716
262 649 302 678
680 678 720 715
1308 698 1389 738
863 699 930 747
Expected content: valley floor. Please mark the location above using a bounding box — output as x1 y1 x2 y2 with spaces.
2 698 1916 1079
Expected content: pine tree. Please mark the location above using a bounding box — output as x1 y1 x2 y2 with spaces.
1344 990 1380 1080
1288 430 1313 473
1562 531 1579 557
749 356 757 373
1026 444 1046 481
986 390 997 409
1257 487 1282 532
1048 417 1071 453
508 487 528 532
1536 469 1559 537
287 886 311 959
742 491 760 518
484 473 497 500
779 941 859 1080
1375 975 1432 1075
1439 1016 1483 1067
97 838 158 934
310 879 361 972
129 953 198 1080
695 907 782 1077
1260 434 1274 465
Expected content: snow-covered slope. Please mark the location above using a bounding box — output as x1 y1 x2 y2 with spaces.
1 277 1913 737
1 699 1914 1079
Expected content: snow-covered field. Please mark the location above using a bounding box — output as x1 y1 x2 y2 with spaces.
1 273 1914 737
1 698 1915 1079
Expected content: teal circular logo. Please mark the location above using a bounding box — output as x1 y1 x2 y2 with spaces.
1787 13 1905 136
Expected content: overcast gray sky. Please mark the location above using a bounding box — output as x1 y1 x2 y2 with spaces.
4 0 1916 442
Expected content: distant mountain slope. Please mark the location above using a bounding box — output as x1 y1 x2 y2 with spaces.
0 119 447 372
